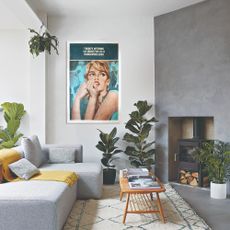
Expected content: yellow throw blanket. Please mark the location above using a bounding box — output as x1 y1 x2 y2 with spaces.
0 148 21 181
28 170 78 187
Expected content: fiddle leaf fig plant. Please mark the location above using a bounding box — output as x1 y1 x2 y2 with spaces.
28 28 59 57
0 102 26 149
123 100 158 169
96 127 122 168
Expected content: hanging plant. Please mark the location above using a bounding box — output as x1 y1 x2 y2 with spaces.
28 26 59 57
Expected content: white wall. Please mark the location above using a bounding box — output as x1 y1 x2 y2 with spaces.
0 30 30 136
47 16 155 165
0 1 47 144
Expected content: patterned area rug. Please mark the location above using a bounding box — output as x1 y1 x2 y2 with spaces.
63 184 211 230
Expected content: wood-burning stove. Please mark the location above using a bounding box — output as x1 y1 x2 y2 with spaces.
177 118 208 187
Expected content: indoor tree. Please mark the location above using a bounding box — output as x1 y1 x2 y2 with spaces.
123 100 158 170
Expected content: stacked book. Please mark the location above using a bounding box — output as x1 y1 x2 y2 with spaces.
126 168 160 189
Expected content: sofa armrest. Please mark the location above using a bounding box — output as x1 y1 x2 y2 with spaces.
41 144 83 163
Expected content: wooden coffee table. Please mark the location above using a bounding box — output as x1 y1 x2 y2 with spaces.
119 176 166 224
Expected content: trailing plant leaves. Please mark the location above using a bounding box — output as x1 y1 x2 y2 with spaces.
28 28 59 57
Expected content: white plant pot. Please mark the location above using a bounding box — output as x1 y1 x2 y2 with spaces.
210 182 227 199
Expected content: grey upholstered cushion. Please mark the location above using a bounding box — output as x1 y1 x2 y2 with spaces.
9 158 40 180
49 148 75 163
0 181 77 230
40 162 103 199
21 135 44 167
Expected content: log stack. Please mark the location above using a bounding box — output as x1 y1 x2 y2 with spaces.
179 170 198 186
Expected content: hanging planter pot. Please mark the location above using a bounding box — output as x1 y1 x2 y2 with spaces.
28 26 59 57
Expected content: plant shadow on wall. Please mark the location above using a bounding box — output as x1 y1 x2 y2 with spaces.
123 100 158 171
193 140 230 199
96 127 122 184
28 25 59 57
0 102 26 149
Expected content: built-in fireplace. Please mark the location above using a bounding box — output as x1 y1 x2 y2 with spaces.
168 117 214 187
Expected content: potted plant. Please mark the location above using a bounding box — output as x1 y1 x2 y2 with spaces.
0 102 26 149
123 100 158 171
193 140 230 199
96 127 122 184
28 27 59 57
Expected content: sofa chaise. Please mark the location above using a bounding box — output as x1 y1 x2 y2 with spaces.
0 142 103 230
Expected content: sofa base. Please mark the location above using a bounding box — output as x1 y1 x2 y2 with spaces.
0 181 76 230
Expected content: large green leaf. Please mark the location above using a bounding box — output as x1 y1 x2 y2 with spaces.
0 130 10 141
7 119 20 137
112 137 119 145
134 100 152 116
112 149 123 155
96 142 106 152
0 139 15 149
129 111 142 123
143 141 155 150
98 129 107 144
147 116 158 123
109 127 117 139
140 123 151 140
125 119 140 134
123 133 139 143
124 146 138 156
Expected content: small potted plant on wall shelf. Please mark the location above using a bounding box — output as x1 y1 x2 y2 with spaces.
193 140 230 199
96 127 122 185
28 26 59 57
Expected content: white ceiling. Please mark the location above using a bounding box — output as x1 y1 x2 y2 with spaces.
0 0 205 29
26 0 205 17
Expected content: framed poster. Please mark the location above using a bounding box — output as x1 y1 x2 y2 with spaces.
67 42 119 123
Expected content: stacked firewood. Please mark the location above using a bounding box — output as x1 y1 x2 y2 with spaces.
179 170 198 186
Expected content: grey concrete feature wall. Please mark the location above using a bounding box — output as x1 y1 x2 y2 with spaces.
155 0 230 182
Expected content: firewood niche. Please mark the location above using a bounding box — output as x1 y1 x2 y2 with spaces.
168 116 214 187
179 170 208 186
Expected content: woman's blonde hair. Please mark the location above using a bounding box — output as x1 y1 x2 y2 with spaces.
85 61 110 79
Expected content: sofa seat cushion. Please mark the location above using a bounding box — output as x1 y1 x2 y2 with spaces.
0 181 76 230
40 163 103 199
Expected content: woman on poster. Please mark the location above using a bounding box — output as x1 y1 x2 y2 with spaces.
71 60 118 120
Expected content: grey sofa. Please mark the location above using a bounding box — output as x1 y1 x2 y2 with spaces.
0 144 103 230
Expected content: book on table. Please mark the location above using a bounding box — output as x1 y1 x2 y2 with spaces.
128 176 160 189
127 168 149 177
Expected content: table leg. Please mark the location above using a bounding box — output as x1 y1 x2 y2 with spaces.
120 191 124 201
122 193 130 224
156 192 165 223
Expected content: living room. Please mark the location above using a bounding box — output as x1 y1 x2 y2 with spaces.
0 0 230 229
